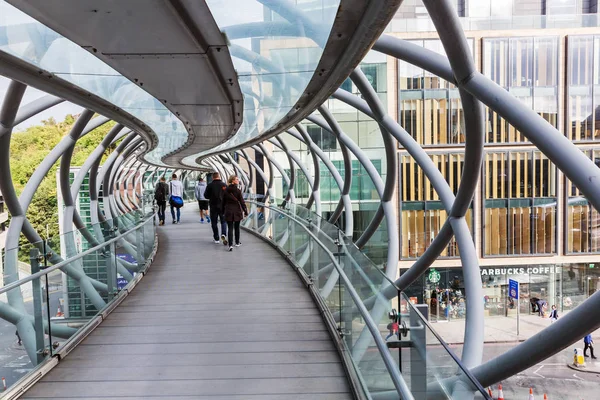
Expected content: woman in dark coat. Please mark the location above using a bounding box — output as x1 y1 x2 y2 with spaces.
222 175 248 251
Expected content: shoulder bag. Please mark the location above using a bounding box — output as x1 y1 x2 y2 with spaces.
169 182 184 208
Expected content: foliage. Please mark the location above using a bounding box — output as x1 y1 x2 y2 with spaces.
8 114 116 260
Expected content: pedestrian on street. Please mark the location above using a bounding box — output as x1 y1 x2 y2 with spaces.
536 298 547 317
530 297 540 313
195 177 210 223
549 305 558 323
584 334 597 359
222 175 248 252
154 176 168 226
169 173 184 224
15 330 21 345
205 172 228 244
385 320 399 341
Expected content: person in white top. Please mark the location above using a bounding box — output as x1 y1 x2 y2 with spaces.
169 173 184 224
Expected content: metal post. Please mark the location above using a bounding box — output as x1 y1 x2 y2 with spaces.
411 304 428 399
104 227 117 301
135 211 145 272
29 248 46 365
339 231 352 350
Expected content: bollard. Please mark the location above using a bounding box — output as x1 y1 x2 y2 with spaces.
2 377 6 391
574 348 585 367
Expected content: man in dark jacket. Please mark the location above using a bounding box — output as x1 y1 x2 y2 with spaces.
154 177 169 226
204 172 228 244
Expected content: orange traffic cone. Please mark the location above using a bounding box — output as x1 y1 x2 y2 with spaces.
56 305 64 317
2 377 6 391
543 394 548 400
487 387 493 398
529 387 535 400
497 384 504 400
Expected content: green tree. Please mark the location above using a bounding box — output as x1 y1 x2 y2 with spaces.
8 114 117 260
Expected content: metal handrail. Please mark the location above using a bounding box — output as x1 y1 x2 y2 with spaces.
0 212 156 296
248 199 400 290
246 201 414 400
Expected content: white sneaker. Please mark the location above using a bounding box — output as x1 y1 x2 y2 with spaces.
228 246 233 252
221 235 228 246
213 240 220 244
235 243 241 247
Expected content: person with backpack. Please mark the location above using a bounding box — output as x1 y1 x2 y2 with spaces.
204 172 227 244
154 176 169 226
169 173 184 224
195 177 210 223
222 175 248 252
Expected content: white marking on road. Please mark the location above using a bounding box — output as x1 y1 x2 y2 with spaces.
534 365 545 378
573 373 585 381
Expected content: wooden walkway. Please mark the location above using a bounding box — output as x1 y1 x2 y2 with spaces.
22 207 351 399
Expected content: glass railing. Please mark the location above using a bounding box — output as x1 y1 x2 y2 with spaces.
0 209 156 393
243 200 491 399
399 293 491 399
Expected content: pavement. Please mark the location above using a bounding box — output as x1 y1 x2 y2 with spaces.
431 310 600 344
428 312 600 399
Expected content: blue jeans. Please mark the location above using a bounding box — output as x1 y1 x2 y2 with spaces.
210 209 227 240
170 205 180 222
157 201 166 222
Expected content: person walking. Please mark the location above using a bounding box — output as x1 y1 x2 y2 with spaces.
154 176 169 226
584 334 597 359
385 320 399 341
222 175 248 252
169 173 184 224
195 177 210 223
549 305 558 323
204 172 227 244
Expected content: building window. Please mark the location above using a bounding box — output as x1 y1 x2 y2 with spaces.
565 149 600 253
400 153 473 259
567 35 600 142
483 37 559 144
397 39 473 146
307 125 337 151
483 151 557 256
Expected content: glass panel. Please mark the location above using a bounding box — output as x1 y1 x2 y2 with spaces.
400 293 491 398
183 0 341 161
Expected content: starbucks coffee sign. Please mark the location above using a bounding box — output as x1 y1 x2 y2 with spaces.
480 266 558 276
428 268 441 283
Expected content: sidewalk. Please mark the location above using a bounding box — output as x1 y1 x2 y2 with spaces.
431 311 600 345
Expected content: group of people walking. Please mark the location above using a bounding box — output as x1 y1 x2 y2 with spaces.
154 172 247 252
153 173 184 225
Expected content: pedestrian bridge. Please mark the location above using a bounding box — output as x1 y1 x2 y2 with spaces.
1 0 600 399
19 207 352 399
